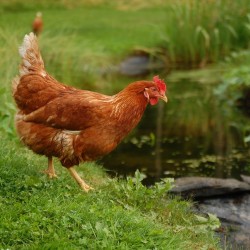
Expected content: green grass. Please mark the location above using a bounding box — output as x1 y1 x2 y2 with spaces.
0 0 166 12
0 134 220 249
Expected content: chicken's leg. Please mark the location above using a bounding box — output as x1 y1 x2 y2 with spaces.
68 167 93 192
43 156 57 178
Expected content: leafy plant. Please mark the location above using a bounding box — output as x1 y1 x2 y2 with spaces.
215 65 250 104
129 133 156 148
214 52 250 145
109 170 173 211
195 213 221 232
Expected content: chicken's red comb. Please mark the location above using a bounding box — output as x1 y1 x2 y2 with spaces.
153 75 166 93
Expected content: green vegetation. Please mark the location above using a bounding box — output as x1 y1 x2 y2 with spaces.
163 0 250 67
214 50 250 145
1 0 250 248
0 0 166 11
216 50 250 103
0 135 220 249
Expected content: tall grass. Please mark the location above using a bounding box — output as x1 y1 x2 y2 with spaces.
163 0 250 67
0 28 20 137
1 0 249 70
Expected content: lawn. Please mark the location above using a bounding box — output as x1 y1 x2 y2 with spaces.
0 135 220 249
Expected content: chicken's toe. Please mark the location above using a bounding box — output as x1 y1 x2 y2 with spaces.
80 182 94 192
42 169 58 179
67 167 94 192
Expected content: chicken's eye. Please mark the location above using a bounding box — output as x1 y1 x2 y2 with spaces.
151 87 157 92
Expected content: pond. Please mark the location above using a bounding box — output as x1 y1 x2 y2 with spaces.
101 76 250 183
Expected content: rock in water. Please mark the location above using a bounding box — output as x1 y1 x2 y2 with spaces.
199 194 250 250
171 176 250 249
170 177 250 198
119 51 167 76
120 55 150 76
241 175 250 185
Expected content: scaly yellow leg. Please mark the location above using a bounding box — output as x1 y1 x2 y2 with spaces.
68 167 93 192
43 156 57 178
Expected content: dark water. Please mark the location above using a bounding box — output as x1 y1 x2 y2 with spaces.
101 78 250 182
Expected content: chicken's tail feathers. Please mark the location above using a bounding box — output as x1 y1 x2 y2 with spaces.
12 76 19 95
19 32 46 77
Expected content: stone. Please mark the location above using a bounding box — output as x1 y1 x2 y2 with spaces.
119 51 167 76
170 177 250 198
119 55 150 76
198 194 250 250
241 174 250 185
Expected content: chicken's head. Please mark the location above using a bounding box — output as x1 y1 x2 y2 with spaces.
144 76 168 105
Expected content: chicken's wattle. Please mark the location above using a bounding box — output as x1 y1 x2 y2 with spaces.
149 97 159 105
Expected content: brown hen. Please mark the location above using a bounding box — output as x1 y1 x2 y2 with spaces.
12 33 168 191
32 12 43 36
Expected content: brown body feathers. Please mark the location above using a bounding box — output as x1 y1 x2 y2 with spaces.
13 33 167 189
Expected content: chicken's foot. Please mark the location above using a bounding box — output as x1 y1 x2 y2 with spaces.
42 156 57 178
68 167 93 192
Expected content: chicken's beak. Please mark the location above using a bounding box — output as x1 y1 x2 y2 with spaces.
160 94 168 103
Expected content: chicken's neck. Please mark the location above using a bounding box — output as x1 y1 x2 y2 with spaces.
110 89 148 138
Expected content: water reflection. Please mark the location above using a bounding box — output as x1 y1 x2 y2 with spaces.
101 78 250 182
